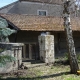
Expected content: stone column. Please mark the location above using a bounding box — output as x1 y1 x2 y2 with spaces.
12 43 23 69
38 34 55 64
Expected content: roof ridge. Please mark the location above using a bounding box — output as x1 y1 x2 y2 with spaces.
19 0 63 5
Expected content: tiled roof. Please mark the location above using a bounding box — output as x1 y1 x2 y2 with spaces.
0 13 80 31
19 0 63 4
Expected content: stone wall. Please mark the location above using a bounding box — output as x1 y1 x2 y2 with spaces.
38 34 55 63
0 42 24 73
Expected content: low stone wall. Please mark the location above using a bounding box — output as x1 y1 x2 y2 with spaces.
0 42 24 73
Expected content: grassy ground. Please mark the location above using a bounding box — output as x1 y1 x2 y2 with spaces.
0 58 80 80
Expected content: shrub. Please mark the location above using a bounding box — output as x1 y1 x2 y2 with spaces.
77 54 80 63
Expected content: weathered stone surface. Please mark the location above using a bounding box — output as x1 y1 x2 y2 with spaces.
0 43 24 73
38 34 55 63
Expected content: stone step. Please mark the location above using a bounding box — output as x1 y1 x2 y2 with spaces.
23 62 31 65
22 60 45 68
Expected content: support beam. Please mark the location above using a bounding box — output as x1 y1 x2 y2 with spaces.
23 44 26 59
29 44 32 59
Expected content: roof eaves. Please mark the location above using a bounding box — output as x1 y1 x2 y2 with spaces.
0 15 20 31
19 0 62 5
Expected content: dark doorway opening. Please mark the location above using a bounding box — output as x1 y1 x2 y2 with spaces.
22 43 40 60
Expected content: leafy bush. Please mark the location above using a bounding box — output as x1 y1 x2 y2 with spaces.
77 54 80 63
64 53 69 60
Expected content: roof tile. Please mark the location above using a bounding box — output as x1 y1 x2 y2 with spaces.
0 13 80 31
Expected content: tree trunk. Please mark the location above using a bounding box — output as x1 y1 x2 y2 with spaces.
63 0 79 74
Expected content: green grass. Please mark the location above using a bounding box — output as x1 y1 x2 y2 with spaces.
64 76 80 80
1 57 80 80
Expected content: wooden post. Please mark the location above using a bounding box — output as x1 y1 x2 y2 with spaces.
63 0 79 73
29 44 32 59
23 44 26 59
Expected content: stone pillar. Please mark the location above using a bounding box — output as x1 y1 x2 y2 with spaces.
17 46 22 67
38 35 55 63
12 43 23 70
13 47 18 69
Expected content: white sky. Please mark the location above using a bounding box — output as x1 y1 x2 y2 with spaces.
0 0 18 8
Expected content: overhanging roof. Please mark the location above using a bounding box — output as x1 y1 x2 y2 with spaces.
0 13 80 31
